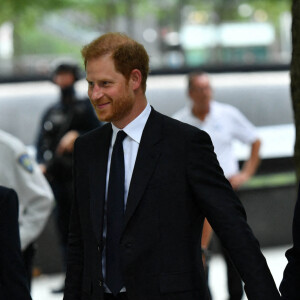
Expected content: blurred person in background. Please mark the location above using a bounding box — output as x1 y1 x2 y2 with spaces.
0 129 54 289
173 71 261 300
36 61 101 293
0 186 32 300
280 182 300 299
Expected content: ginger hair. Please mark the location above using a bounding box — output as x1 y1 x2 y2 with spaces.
81 32 150 92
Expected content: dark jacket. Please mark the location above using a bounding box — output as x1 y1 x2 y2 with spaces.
280 183 300 299
0 186 32 300
64 109 280 300
36 95 100 177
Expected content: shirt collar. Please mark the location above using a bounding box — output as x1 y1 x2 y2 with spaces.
189 99 215 124
111 103 151 145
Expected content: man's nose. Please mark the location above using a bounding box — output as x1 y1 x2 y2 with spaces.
91 85 103 100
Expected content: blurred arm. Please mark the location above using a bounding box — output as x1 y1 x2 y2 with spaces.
229 138 261 190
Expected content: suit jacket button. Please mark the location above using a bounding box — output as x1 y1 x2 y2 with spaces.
97 246 100 252
99 280 103 287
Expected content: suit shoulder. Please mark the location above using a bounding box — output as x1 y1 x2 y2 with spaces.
76 123 110 145
0 185 13 197
0 186 17 207
160 112 210 140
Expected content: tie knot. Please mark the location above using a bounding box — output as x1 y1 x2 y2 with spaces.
115 130 127 146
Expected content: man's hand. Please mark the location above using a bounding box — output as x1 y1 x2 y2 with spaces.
229 138 261 190
56 130 79 155
39 164 47 174
229 172 250 190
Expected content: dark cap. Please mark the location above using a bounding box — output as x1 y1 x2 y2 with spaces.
52 62 80 81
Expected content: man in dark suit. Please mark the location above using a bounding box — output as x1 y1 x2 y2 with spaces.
63 32 280 300
0 186 32 300
280 183 300 299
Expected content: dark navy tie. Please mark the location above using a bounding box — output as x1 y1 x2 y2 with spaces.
106 130 127 295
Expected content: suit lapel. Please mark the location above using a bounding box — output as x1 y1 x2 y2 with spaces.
124 109 163 230
89 124 112 243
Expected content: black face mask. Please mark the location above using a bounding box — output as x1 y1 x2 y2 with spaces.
61 85 75 104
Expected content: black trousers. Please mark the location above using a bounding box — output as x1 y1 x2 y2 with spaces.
50 179 73 270
205 240 243 300
104 292 128 300
22 242 36 290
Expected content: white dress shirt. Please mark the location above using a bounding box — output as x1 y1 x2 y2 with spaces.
172 101 258 178
106 103 152 206
103 103 151 291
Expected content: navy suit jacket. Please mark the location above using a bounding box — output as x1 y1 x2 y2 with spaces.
64 108 280 300
280 183 300 299
0 186 32 300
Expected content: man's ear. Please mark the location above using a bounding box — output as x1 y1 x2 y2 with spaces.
130 69 142 91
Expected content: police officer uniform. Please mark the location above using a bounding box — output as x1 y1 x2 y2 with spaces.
0 129 54 287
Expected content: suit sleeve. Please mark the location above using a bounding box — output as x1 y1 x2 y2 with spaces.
186 129 280 300
280 183 300 299
64 139 84 300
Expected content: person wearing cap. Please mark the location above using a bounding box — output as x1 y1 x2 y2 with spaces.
36 62 101 293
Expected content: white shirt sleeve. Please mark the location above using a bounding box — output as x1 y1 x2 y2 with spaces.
0 136 54 250
228 106 259 144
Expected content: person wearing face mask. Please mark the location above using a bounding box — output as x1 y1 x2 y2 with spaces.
36 61 101 293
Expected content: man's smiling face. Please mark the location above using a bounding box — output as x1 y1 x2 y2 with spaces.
86 54 136 128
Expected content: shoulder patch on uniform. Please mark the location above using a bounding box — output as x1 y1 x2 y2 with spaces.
18 153 34 173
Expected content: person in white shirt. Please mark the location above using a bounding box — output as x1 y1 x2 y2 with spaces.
173 71 261 300
0 129 54 288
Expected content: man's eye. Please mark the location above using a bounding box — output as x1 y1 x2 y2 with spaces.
88 82 94 87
